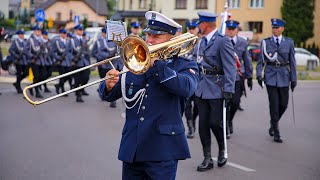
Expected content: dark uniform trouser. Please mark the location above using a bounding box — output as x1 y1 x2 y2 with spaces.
228 80 242 124
58 66 72 90
98 67 111 79
15 64 29 88
266 86 289 126
42 65 52 81
30 63 43 93
195 97 224 157
185 94 198 126
74 67 90 97
122 160 178 180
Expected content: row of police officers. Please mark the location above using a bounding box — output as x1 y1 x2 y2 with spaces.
9 24 124 105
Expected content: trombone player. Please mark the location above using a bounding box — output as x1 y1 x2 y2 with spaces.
98 11 199 179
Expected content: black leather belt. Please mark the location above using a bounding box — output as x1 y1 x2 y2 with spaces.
266 61 288 67
202 68 224 75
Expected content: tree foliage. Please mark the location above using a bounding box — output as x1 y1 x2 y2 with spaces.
281 0 314 47
82 17 88 29
106 0 117 17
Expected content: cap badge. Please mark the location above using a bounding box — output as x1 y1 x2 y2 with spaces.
151 13 156 20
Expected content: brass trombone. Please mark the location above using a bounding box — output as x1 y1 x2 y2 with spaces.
23 33 198 106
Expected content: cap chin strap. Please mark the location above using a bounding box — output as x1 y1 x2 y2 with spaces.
121 66 146 114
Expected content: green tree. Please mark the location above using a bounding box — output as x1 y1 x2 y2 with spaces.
82 17 88 29
281 0 314 47
106 0 117 17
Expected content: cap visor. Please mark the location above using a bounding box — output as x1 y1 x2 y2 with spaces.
143 28 168 35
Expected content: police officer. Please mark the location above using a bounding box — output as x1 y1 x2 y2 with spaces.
184 20 199 139
92 27 120 108
69 24 90 103
25 25 44 98
52 28 71 96
195 12 236 171
256 18 297 143
68 24 90 103
225 20 253 139
10 30 28 94
129 22 141 36
41 30 53 93
81 31 91 96
98 11 199 179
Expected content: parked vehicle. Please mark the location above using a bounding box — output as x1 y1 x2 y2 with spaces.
295 47 319 68
247 42 260 61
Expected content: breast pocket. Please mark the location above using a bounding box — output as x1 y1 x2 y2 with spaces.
125 74 145 97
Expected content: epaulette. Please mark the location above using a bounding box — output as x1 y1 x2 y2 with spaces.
218 33 224 37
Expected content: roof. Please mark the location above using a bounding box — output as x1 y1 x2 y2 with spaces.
33 0 108 16
111 11 147 21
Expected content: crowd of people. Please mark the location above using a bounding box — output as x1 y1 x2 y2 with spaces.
3 9 297 179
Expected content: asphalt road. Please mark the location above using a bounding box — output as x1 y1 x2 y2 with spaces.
0 81 320 180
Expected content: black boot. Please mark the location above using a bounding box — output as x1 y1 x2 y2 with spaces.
35 91 43 98
186 119 194 139
61 87 68 97
44 84 51 93
273 123 283 143
13 82 22 94
76 96 84 103
29 88 34 96
110 101 117 108
197 150 213 172
217 150 228 167
82 90 89 96
229 120 233 134
54 84 60 94
269 121 275 136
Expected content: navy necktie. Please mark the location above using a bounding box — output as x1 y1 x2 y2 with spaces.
276 38 279 47
201 37 207 48
231 39 235 47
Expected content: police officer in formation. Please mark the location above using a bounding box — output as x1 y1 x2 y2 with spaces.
91 27 121 108
25 25 45 98
184 20 199 139
69 24 90 103
195 12 236 171
99 11 199 179
129 22 141 36
224 20 253 139
52 28 71 96
256 18 297 143
41 30 53 93
10 30 28 94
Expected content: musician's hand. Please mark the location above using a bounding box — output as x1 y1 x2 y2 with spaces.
257 76 263 89
247 78 253 90
105 69 119 91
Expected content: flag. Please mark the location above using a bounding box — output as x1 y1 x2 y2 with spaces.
219 2 232 35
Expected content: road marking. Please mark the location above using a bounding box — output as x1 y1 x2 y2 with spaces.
212 157 256 172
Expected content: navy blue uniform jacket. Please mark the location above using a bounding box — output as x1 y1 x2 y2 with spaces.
98 57 199 163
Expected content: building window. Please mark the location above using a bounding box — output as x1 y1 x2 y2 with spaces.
248 21 263 33
56 12 61 21
69 10 73 21
196 0 208 9
139 0 147 9
176 0 187 9
228 0 240 8
129 0 133 9
249 0 264 8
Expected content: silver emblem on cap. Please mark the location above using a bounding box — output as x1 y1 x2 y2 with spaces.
151 13 156 20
